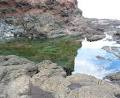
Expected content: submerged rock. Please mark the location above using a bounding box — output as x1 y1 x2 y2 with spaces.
102 46 120 58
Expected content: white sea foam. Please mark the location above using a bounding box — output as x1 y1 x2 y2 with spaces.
82 33 120 49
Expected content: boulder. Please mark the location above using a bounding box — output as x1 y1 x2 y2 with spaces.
0 55 38 97
31 60 66 87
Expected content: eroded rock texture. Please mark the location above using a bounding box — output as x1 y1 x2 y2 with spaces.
0 55 119 98
0 0 83 39
1 0 120 42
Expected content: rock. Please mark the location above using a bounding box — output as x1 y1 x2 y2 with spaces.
87 34 105 41
104 72 120 85
113 32 120 43
7 75 31 98
67 86 117 98
66 74 101 86
0 19 23 40
32 71 120 98
0 0 83 40
84 18 120 42
40 76 71 98
66 74 120 98
31 60 70 98
102 46 120 58
0 55 120 98
37 60 66 77
31 60 66 87
0 55 38 97
31 85 55 98
0 55 33 66
0 0 120 42
2 0 120 41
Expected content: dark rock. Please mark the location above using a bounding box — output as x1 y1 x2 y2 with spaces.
15 2 32 9
115 94 120 98
104 72 120 85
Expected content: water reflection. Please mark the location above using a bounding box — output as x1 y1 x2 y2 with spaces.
73 33 120 79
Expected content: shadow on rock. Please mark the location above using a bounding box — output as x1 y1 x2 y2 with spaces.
31 85 54 98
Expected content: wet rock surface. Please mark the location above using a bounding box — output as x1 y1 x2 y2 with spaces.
86 18 120 41
0 55 119 98
102 46 120 59
104 72 120 85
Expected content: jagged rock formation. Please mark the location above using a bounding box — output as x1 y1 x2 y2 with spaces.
0 0 83 39
0 55 120 98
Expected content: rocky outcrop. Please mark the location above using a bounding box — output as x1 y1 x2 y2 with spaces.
0 55 120 98
0 0 84 39
0 55 37 98
1 0 120 42
86 18 120 41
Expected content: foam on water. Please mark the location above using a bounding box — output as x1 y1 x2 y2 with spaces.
73 33 120 79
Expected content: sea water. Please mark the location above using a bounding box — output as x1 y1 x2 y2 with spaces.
73 33 120 79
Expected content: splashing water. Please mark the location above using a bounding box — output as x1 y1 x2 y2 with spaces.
73 33 120 79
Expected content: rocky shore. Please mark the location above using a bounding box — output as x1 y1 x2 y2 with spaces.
0 0 120 98
0 55 119 98
0 0 120 41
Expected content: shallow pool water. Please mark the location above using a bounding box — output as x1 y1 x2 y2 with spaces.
73 33 120 79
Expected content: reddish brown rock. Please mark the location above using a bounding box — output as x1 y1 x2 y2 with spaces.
0 0 78 16
0 0 83 39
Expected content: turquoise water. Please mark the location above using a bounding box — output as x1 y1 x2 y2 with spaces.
73 34 120 79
